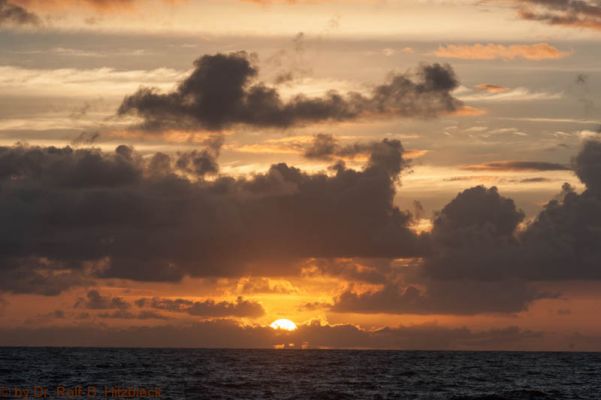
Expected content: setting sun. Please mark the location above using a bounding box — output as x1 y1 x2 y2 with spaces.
270 319 298 331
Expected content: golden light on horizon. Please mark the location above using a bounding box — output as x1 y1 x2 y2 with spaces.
270 319 298 331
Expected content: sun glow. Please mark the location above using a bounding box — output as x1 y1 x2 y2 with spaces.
270 319 297 331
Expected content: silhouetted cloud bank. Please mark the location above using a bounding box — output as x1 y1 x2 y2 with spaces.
0 139 422 294
1 137 600 316
0 320 544 350
118 52 463 131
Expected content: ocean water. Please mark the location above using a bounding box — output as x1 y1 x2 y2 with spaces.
0 348 600 399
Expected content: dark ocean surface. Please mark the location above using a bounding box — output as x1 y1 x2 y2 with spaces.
0 348 600 399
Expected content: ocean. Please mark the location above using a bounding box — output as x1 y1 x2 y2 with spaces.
0 348 599 399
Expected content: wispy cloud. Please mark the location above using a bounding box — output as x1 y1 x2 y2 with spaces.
0 65 185 97
516 0 601 32
476 83 510 94
435 43 570 61
457 86 562 102
461 160 570 172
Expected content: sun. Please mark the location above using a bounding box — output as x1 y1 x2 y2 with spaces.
270 319 297 331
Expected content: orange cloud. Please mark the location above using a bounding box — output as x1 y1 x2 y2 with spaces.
452 105 487 116
242 0 325 4
12 0 181 12
476 83 510 94
435 43 570 61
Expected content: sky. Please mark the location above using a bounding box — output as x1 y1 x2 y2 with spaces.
1 0 601 350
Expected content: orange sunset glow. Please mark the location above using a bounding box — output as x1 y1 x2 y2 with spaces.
0 0 600 358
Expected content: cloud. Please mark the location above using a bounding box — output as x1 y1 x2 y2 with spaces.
573 138 601 194
332 280 550 315
232 134 426 160
425 141 601 282
476 84 510 94
522 177 552 183
74 290 130 310
0 139 423 294
433 185 526 241
332 186 555 315
303 134 409 174
458 86 562 102
1 136 599 319
2 0 179 30
461 161 570 172
0 319 544 350
97 310 169 320
421 185 529 284
572 73 596 116
299 301 331 311
0 65 185 97
118 52 463 131
516 0 601 31
303 133 338 160
302 257 402 285
0 0 40 26
12 0 167 12
72 290 264 319
238 277 296 294
0 259 90 296
173 134 224 177
443 176 553 184
135 296 265 318
519 141 601 280
435 43 570 60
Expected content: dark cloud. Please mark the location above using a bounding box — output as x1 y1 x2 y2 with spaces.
427 140 601 282
520 189 601 280
174 149 218 177
72 130 101 146
174 134 224 177
331 185 555 315
118 52 462 131
572 73 596 116
432 186 524 243
465 140 601 282
303 133 338 160
239 277 295 294
0 319 544 350
299 301 332 311
75 290 130 310
0 144 142 187
0 139 423 294
0 0 40 26
332 280 551 315
444 176 554 184
519 177 551 183
461 161 570 172
0 259 89 296
573 139 601 194
135 296 265 318
304 258 398 285
2 133 599 318
418 185 527 283
516 0 601 31
303 134 411 175
97 310 169 320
